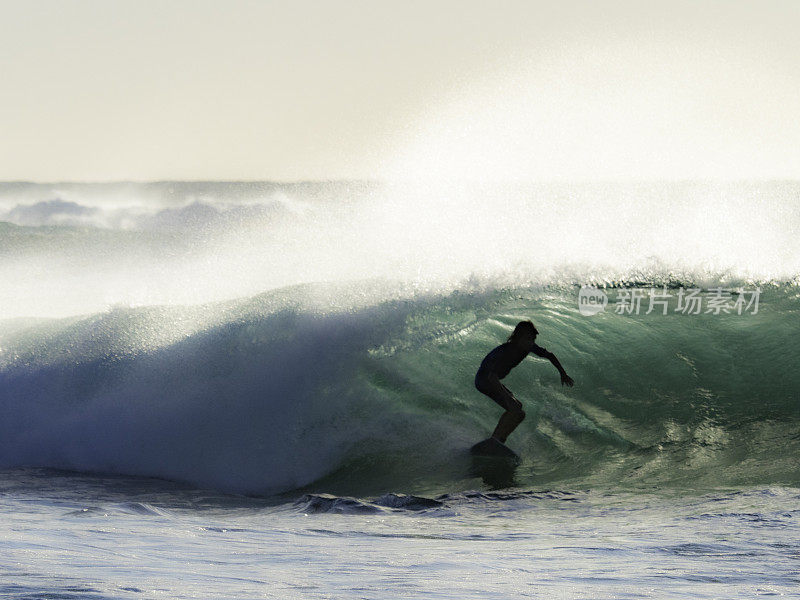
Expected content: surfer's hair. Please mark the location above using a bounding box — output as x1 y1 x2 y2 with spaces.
508 320 538 343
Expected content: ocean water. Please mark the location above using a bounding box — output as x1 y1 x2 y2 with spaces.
1 181 799 598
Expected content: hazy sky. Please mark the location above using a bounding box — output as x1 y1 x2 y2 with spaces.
1 0 798 181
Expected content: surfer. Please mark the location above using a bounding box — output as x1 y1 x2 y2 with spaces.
475 320 573 443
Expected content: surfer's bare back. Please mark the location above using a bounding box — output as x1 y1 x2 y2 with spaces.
475 320 573 443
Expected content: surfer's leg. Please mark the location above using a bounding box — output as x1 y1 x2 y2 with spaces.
484 381 525 443
476 373 526 443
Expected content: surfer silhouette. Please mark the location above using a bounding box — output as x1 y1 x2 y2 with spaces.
475 320 573 444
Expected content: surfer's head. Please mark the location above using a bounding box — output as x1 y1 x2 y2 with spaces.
508 320 538 346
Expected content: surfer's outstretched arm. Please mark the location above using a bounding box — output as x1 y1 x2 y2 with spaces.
550 353 574 386
533 345 574 386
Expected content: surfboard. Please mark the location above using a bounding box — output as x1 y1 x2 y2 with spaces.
470 437 519 460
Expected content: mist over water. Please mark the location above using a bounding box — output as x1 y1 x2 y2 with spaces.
1 181 798 319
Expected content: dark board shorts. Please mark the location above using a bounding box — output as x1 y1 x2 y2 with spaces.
474 371 521 412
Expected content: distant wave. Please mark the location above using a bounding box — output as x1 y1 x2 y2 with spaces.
2 199 102 227
0 198 295 230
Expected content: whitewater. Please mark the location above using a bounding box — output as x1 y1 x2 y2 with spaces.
1 181 799 599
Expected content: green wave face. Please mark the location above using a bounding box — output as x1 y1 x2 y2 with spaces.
1 282 799 497
328 284 800 496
